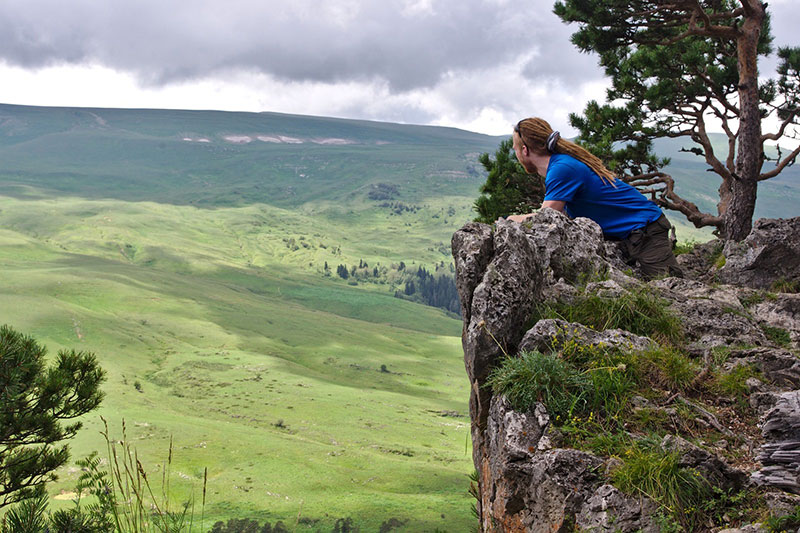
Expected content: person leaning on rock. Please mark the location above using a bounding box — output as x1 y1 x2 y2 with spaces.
507 116 683 280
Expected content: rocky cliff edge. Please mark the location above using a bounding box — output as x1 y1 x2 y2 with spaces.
453 211 800 532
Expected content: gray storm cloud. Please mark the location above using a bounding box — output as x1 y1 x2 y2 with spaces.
0 0 555 91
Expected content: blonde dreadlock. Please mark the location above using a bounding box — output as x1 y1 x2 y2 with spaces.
515 117 616 186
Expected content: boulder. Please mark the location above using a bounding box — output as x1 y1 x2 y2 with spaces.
751 294 800 349
576 484 660 533
725 347 800 389
519 318 654 355
651 278 767 352
516 209 619 285
453 214 800 532
479 395 607 532
752 390 800 494
677 239 724 282
718 217 800 290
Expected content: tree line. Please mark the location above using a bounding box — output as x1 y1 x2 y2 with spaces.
325 259 460 316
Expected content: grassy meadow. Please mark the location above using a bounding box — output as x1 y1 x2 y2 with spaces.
0 195 475 531
0 103 797 531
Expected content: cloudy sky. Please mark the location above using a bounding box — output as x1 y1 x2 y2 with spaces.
0 0 797 136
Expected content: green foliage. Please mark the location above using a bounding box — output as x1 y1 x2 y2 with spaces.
635 345 699 391
610 442 711 530
762 325 792 348
58 420 207 533
701 487 767 529
0 325 105 508
486 351 588 419
473 138 544 223
672 240 697 256
738 290 769 308
0 494 49 533
766 505 800 532
533 286 683 345
552 0 800 239
771 277 800 294
709 364 761 397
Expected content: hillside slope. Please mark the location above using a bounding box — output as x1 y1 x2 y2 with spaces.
0 103 797 531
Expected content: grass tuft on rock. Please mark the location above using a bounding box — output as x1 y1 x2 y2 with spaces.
533 286 683 346
610 442 711 530
486 350 588 420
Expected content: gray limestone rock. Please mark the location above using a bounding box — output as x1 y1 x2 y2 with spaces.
486 396 550 472
651 277 767 351
518 318 654 355
763 489 800 515
480 396 606 532
753 391 800 493
718 217 800 290
751 294 800 349
661 434 748 491
452 213 800 533
677 239 724 283
516 209 625 284
751 391 782 416
727 347 800 388
576 484 660 533
451 222 493 325
716 525 767 533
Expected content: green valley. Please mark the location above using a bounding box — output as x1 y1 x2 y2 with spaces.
0 103 797 531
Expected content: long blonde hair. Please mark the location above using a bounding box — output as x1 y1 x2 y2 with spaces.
515 117 616 186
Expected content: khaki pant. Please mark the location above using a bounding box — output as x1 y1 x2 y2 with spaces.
619 214 683 280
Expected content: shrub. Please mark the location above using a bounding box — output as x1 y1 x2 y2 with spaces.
486 351 588 420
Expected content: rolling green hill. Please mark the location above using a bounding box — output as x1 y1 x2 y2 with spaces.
0 103 797 531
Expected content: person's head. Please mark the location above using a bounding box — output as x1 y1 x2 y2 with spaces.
513 117 616 185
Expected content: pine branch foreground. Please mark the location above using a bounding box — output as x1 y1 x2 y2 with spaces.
0 324 105 508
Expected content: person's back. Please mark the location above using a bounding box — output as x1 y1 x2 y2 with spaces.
545 153 662 240
509 117 683 279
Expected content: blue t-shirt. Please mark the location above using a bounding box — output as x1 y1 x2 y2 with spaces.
543 153 663 239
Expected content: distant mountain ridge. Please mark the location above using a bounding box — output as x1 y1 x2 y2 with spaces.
0 103 796 235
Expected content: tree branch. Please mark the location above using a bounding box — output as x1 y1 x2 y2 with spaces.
624 171 723 228
759 145 800 180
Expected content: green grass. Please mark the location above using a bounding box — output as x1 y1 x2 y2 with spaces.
762 325 793 348
486 350 588 419
0 195 475 531
610 443 711 530
531 285 684 346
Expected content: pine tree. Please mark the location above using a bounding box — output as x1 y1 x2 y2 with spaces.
0 325 105 507
474 138 545 223
554 0 800 240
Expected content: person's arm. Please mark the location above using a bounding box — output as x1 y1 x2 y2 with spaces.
505 213 533 222
502 201 566 223
541 200 566 212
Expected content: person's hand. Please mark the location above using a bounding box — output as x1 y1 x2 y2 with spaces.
505 213 534 223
